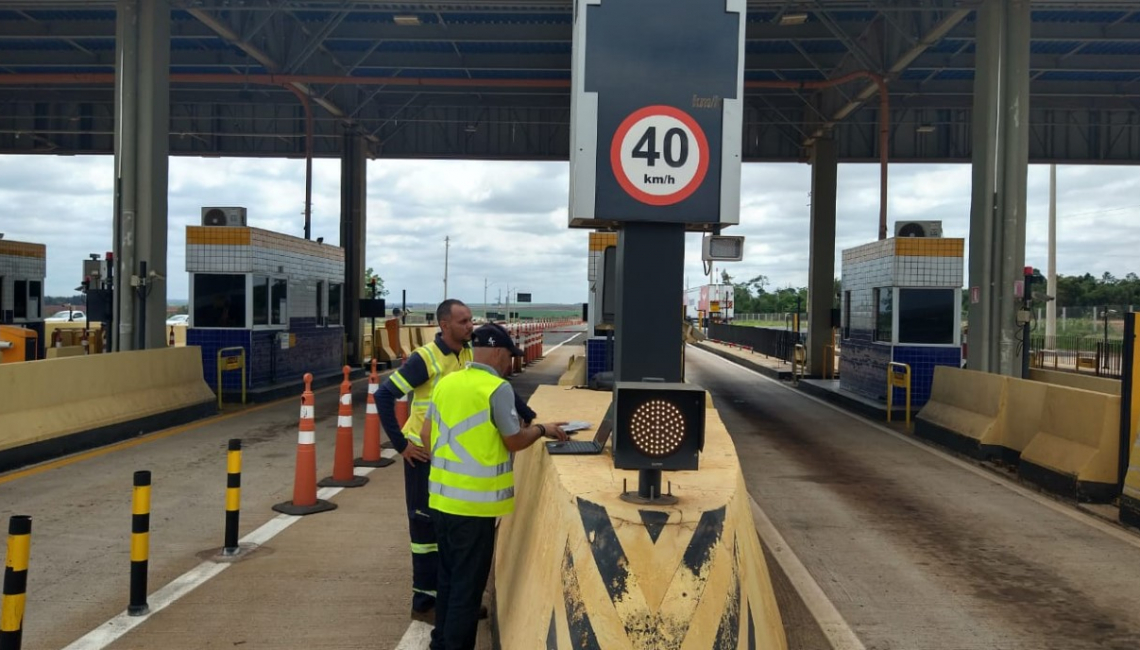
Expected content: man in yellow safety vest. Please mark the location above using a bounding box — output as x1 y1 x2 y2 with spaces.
422 323 567 650
376 300 538 623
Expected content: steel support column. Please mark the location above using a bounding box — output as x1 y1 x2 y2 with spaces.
967 0 1030 376
340 130 366 366
807 138 838 378
613 223 685 383
112 0 170 351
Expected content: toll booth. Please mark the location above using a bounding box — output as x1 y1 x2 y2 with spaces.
839 230 964 407
185 224 345 394
0 239 46 360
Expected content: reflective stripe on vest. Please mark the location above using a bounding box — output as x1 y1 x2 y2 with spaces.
400 340 472 445
428 367 514 517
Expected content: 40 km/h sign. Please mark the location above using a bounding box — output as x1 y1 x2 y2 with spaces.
610 105 709 206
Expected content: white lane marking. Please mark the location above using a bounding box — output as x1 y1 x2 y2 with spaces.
62 468 378 650
749 496 867 650
543 331 582 356
394 621 434 650
691 344 1140 551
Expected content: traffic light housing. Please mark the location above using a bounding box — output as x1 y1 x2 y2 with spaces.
612 381 706 471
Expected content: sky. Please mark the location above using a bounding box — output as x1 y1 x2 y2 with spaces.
1 155 1138 305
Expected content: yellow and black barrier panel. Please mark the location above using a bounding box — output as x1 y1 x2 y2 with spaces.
1 515 31 650
224 439 242 556
886 362 912 429
129 470 151 617
216 347 247 410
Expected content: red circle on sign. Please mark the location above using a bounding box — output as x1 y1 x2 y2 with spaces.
610 105 710 206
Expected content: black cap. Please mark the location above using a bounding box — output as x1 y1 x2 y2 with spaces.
472 323 525 357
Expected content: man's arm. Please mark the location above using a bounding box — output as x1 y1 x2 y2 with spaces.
376 353 430 453
489 383 566 452
513 392 536 428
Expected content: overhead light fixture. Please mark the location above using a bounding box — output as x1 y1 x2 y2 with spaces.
394 15 421 26
779 13 808 26
917 124 937 134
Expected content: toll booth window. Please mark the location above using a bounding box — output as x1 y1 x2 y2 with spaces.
193 273 247 328
328 283 343 326
874 288 892 343
29 281 40 319
253 275 270 326
271 278 288 326
316 281 326 326
898 289 956 345
843 290 851 340
14 280 26 319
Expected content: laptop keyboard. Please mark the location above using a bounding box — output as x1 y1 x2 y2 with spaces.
547 440 600 453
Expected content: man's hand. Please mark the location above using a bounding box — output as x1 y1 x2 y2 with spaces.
541 422 569 442
401 442 430 466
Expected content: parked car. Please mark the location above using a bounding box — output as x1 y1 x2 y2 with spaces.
45 310 85 322
166 314 190 326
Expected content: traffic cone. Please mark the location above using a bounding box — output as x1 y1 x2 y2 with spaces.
319 366 369 488
273 373 336 515
52 329 62 348
395 393 410 429
80 329 89 355
168 326 175 347
356 359 395 468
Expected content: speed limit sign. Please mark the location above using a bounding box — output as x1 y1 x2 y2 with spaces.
610 106 709 206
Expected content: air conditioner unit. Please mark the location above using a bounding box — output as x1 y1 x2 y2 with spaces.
201 207 247 227
894 220 943 238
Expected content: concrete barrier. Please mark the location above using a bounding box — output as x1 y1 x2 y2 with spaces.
1018 384 1121 501
1000 378 1047 457
493 386 786 650
1028 368 1120 396
557 355 586 387
915 367 1007 459
0 347 216 472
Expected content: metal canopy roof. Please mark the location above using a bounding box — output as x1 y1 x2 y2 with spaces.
2 1 1140 162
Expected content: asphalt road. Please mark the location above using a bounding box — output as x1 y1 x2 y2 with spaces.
686 344 1140 650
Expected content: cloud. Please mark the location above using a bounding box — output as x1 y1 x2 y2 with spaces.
1 156 1138 307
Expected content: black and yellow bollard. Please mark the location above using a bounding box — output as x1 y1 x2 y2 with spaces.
223 439 242 556
1 515 31 650
129 471 150 617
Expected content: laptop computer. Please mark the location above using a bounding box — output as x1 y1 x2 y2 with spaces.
546 403 613 455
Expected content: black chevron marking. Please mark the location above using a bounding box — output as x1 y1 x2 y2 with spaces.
546 609 558 650
577 497 630 604
713 533 741 649
638 509 670 544
683 506 727 575
561 542 602 650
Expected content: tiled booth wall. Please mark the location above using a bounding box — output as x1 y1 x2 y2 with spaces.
186 227 345 391
839 238 964 407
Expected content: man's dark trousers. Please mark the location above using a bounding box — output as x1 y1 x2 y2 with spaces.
406 460 438 613
429 510 495 650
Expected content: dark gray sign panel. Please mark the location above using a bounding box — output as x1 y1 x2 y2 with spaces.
516 293 533 303
569 0 745 231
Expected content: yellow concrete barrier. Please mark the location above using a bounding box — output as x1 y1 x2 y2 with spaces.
557 355 586 387
1000 378 1047 456
915 367 1007 459
1028 368 1120 396
494 386 786 650
0 347 216 471
1018 384 1121 501
398 327 416 359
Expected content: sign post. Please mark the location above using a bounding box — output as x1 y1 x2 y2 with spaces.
569 0 745 386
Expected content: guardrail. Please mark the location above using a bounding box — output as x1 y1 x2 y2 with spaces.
707 323 800 362
216 347 247 409
886 362 912 429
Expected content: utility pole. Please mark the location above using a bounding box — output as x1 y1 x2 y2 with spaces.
483 277 489 321
1046 164 1057 347
443 235 450 300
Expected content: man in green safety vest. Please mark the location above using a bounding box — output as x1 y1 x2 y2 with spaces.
377 300 539 624
423 323 567 650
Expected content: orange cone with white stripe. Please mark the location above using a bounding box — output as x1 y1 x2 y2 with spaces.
395 393 410 429
319 366 369 488
356 359 395 468
272 373 336 515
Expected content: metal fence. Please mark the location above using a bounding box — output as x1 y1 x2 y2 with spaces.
708 323 802 363
1028 334 1125 378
